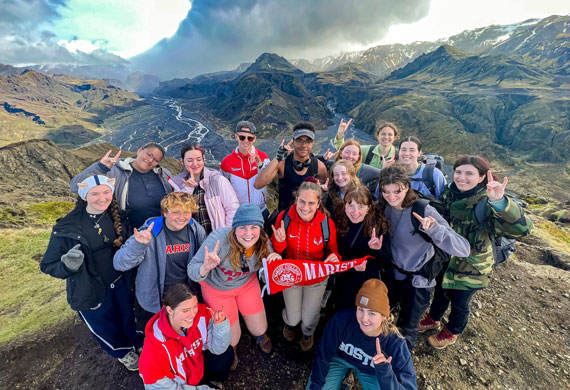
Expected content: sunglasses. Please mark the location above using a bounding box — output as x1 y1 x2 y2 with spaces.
238 135 256 142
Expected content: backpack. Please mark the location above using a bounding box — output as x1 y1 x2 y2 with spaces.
390 199 450 280
281 206 330 248
420 153 444 171
474 195 526 266
364 146 399 166
410 165 437 198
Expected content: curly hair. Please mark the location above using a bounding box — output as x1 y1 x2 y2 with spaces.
227 228 271 271
160 192 199 215
334 185 390 237
376 163 417 210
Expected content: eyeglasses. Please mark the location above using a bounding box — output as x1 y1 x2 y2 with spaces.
294 139 314 145
143 150 161 164
238 135 255 142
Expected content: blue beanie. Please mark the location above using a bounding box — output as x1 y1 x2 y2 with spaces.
232 204 264 229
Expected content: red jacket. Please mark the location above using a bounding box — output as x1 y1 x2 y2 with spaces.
271 206 340 261
139 304 212 387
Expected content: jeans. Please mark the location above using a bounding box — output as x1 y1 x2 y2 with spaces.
429 283 480 334
282 279 328 336
305 356 380 390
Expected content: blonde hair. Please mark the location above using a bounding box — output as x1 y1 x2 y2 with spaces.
160 192 199 215
227 228 271 271
335 139 363 171
380 314 403 337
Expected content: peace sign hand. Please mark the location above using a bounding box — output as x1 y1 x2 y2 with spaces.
182 171 198 189
336 118 353 139
207 307 226 325
320 178 329 192
412 212 437 232
368 228 383 250
271 220 286 243
133 222 154 244
203 240 221 272
486 170 508 202
372 337 392 365
250 150 262 166
100 149 121 169
381 155 395 168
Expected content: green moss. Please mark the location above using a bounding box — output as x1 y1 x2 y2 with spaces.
27 201 74 226
0 228 73 344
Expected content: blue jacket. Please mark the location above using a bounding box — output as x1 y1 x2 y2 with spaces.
113 216 207 313
308 308 417 390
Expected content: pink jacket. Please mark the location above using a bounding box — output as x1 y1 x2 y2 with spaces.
171 167 240 230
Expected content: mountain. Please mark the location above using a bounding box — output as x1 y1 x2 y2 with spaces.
0 70 143 146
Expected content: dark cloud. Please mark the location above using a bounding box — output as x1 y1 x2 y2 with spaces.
132 0 431 79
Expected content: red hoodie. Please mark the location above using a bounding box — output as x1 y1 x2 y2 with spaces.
139 304 211 387
271 205 340 261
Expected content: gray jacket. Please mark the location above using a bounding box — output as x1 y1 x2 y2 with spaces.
70 158 173 211
188 227 273 291
114 216 207 313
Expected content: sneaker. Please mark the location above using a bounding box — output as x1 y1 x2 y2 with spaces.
256 333 272 353
118 350 139 371
419 313 441 333
230 347 238 371
428 326 458 349
282 325 295 342
300 334 314 352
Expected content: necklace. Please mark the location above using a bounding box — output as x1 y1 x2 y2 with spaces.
88 211 110 242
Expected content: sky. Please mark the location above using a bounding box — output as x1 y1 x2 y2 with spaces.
0 0 568 79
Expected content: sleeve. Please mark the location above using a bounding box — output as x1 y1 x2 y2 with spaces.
269 211 287 254
490 197 533 238
205 318 231 355
218 176 240 227
40 234 79 279
308 313 344 390
113 230 152 271
374 337 417 390
144 378 214 390
219 157 231 180
333 135 344 150
423 206 471 258
188 232 224 282
70 162 111 193
432 168 447 199
325 218 341 260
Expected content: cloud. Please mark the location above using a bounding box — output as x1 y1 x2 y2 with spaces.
132 0 430 79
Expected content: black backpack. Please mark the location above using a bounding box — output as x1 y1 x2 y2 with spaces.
474 195 527 266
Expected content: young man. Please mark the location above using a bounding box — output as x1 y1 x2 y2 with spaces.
220 121 271 220
254 122 328 213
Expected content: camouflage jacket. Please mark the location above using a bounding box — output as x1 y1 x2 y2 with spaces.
440 184 533 290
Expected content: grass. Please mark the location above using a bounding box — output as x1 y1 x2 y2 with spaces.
28 201 75 225
533 220 570 249
0 228 73 344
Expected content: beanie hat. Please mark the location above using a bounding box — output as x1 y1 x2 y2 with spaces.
77 175 115 200
355 279 390 317
232 204 264 229
236 121 257 135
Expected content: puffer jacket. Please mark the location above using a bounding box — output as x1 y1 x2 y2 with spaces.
170 167 240 230
440 183 533 290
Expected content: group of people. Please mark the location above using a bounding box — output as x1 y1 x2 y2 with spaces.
40 118 533 390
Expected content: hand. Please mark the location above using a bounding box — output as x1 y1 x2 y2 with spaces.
372 337 392 365
320 178 329 192
486 170 508 202
182 171 199 189
203 240 221 272
271 220 286 243
354 260 367 272
276 139 293 161
133 222 154 244
336 118 352 140
324 253 339 263
367 228 383 250
266 252 282 263
412 212 437 231
207 307 226 325
250 150 262 167
381 155 395 168
322 148 336 161
100 149 121 170
61 244 84 272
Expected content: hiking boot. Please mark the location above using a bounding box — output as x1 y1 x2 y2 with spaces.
230 347 238 371
300 334 314 352
340 370 355 390
118 350 139 371
282 325 295 342
419 313 441 333
428 326 458 349
256 333 272 353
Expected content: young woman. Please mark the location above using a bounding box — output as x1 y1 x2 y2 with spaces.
334 119 400 170
419 156 533 349
271 178 341 352
306 279 417 390
188 204 280 369
113 191 207 319
70 143 173 232
139 283 233 390
41 175 143 371
170 143 240 234
378 164 470 351
323 160 361 216
331 185 391 312
398 136 446 198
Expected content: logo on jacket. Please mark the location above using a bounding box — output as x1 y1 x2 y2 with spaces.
231 167 241 171
272 264 303 287
313 237 323 246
